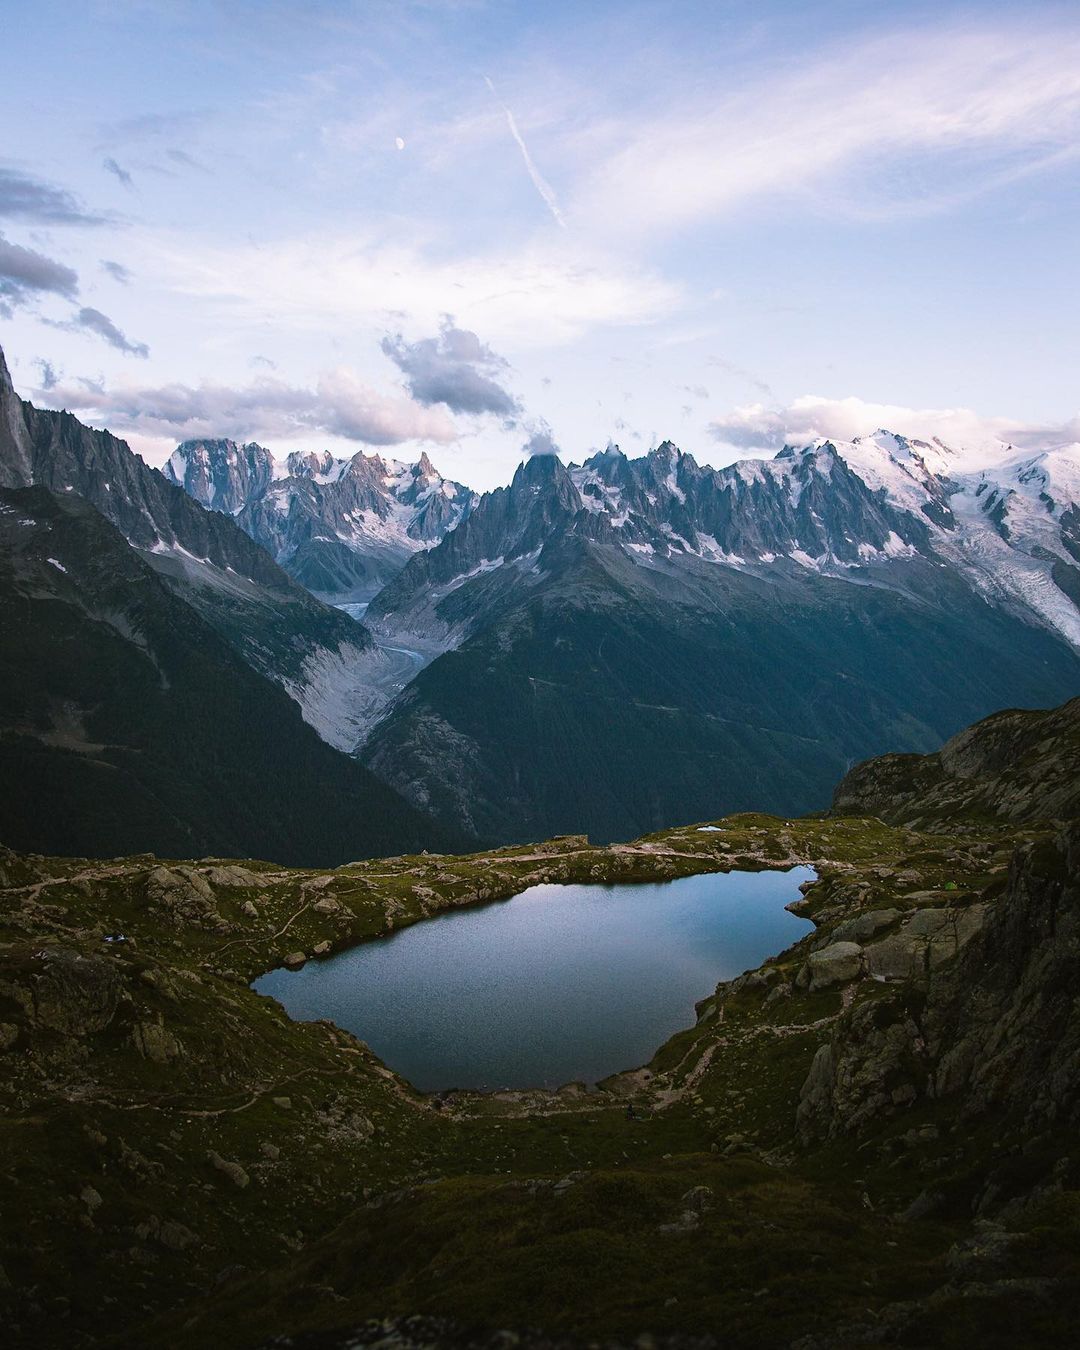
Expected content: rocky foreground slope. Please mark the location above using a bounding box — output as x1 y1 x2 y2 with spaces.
2 703 1079 1348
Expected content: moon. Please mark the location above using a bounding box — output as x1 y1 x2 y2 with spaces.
395 136 406 151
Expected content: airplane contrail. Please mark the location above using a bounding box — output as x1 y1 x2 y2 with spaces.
484 76 566 229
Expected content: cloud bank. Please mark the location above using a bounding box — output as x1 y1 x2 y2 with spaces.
710 395 1080 460
44 368 458 447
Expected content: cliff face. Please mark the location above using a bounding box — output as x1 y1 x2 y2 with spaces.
798 823 1080 1157
0 344 376 750
831 697 1080 827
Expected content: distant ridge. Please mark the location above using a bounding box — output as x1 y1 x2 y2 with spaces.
164 438 475 602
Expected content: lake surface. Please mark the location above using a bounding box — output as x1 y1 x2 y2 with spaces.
254 867 815 1092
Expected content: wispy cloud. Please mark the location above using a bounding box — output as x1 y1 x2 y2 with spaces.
0 166 106 226
70 307 149 357
155 231 679 347
100 259 132 284
165 147 211 174
44 304 150 357
0 233 79 316
100 110 207 142
571 23 1080 237
522 421 559 456
484 76 566 229
103 157 134 189
706 357 774 401
33 357 59 391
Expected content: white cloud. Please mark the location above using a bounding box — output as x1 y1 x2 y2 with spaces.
709 394 1080 462
45 366 458 448
571 24 1080 237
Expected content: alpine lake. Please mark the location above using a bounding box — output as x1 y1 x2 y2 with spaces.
254 864 816 1093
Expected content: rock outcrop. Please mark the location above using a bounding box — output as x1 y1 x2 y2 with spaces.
832 697 1080 826
798 822 1080 1143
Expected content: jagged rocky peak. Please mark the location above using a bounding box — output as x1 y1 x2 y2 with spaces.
285 448 339 480
0 344 384 751
515 447 568 481
164 432 476 601
165 439 275 513
373 423 1080 685
0 344 35 488
510 451 583 522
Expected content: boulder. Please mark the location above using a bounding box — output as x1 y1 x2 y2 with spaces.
130 1020 182 1063
805 942 864 991
207 1150 250 1189
863 903 988 981
205 865 261 887
864 932 924 981
681 1185 714 1214
145 866 224 928
26 947 123 1035
831 909 901 944
80 1185 103 1214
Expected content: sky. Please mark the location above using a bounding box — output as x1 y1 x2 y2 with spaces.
2 0 1080 491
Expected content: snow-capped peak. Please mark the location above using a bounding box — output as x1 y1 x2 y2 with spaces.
166 436 477 601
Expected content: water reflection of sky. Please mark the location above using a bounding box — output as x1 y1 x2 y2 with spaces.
254 868 815 1093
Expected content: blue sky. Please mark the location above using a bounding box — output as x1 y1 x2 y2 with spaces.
2 0 1079 488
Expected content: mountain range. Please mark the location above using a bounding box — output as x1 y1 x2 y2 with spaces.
164 439 475 602
6 335 1080 851
357 436 1080 843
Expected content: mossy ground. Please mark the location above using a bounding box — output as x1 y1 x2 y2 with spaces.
1 812 1076 1347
